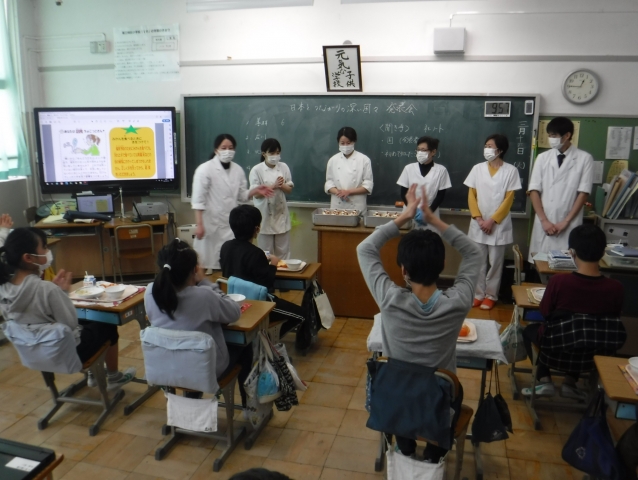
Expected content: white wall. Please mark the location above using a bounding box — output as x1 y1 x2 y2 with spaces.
15 0 638 265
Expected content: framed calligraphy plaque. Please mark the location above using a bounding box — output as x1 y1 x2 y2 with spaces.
322 45 362 92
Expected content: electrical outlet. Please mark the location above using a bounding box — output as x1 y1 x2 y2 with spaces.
90 41 108 54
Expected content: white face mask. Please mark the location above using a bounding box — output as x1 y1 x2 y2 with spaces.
416 151 430 164
31 250 53 272
548 137 564 150
403 274 412 289
339 144 355 156
483 148 498 161
265 154 280 166
217 149 235 163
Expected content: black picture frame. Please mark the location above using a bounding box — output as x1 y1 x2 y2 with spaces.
322 45 363 92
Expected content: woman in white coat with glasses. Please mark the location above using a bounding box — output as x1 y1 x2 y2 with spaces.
191 133 273 272
464 134 521 310
324 126 373 212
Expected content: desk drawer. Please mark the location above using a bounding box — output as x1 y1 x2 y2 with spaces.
76 308 120 325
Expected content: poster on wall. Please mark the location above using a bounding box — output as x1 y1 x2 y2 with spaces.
114 24 180 82
322 45 362 92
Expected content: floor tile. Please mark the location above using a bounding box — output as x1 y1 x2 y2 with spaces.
348 387 367 411
320 468 383 479
262 458 323 479
508 458 575 480
331 333 369 351
190 450 265 480
337 410 378 441
0 409 24 433
83 431 159 472
504 430 566 463
132 444 210 480
268 429 335 466
287 404 346 435
0 414 65 445
324 436 381 474
290 359 321 383
239 426 284 458
0 383 52 415
341 318 374 336
59 461 128 480
116 406 167 440
300 382 354 409
42 423 112 462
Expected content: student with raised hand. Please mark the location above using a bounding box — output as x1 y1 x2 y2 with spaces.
522 224 625 401
0 228 135 390
528 116 593 262
396 136 451 231
249 138 294 260
145 239 253 405
464 134 522 310
192 133 274 272
325 126 373 212
0 213 13 247
357 184 482 462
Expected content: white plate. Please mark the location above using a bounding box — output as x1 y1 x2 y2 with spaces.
74 286 105 299
277 261 308 272
227 293 246 303
457 320 478 343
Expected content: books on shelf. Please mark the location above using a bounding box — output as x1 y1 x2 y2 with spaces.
603 168 638 219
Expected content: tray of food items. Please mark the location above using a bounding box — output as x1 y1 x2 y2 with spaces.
312 208 361 227
364 210 412 229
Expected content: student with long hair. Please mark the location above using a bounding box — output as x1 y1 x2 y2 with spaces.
249 138 294 260
192 133 274 272
0 228 135 389
145 239 253 404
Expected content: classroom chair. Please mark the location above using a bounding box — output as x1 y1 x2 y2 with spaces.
113 224 155 283
373 359 473 480
216 276 287 343
1 321 124 436
140 326 247 472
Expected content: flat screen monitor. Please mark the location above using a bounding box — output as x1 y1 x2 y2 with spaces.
35 107 178 194
76 193 115 215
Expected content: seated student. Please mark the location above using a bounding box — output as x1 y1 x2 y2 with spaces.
145 239 253 405
357 184 482 462
522 224 626 401
0 213 13 247
220 205 304 338
0 228 135 389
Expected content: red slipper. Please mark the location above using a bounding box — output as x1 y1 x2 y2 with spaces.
472 298 482 308
480 298 496 310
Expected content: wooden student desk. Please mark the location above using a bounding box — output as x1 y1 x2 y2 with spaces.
594 355 638 421
273 263 321 291
223 300 275 345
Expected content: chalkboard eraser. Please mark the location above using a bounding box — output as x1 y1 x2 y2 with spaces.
395 201 404 208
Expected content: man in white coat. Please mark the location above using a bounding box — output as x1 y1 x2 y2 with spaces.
192 134 273 271
528 117 593 263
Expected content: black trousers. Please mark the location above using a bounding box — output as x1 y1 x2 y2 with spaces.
522 323 580 381
76 320 119 365
270 295 305 338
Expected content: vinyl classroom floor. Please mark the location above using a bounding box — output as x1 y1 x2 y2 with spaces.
0 295 590 480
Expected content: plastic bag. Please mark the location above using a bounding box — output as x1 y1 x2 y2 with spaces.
257 356 281 404
500 311 527 363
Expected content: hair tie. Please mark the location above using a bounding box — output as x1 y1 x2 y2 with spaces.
163 264 172 271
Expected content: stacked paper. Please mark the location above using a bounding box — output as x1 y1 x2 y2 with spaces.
548 250 577 271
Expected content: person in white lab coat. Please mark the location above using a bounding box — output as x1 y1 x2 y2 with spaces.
396 136 451 231
191 133 274 271
464 134 522 310
324 126 373 212
528 117 593 262
249 138 294 260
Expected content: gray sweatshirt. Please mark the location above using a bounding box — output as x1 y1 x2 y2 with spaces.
0 274 80 343
357 222 482 373
144 279 241 377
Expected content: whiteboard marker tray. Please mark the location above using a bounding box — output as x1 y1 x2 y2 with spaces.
312 208 361 227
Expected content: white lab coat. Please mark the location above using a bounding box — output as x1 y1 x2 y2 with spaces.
324 150 374 212
396 162 452 220
191 156 250 269
528 146 593 262
249 161 293 235
464 162 522 246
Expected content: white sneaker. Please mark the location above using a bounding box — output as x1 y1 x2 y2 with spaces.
560 384 587 402
107 367 137 391
87 371 97 388
521 382 555 397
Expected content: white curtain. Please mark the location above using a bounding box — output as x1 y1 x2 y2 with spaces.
0 0 29 179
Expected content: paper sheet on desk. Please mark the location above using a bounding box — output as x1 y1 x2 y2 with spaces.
532 252 548 261
367 314 508 364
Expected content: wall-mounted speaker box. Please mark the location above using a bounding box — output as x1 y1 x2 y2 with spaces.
433 28 466 54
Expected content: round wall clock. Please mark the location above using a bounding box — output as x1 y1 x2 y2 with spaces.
563 69 600 104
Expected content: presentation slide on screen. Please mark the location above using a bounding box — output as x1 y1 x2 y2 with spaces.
38 110 175 185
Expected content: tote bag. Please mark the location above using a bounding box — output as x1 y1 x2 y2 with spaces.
562 390 626 480
387 446 446 480
500 311 527 363
313 281 335 329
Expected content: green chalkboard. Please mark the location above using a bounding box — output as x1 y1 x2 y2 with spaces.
183 95 537 212
539 116 638 182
